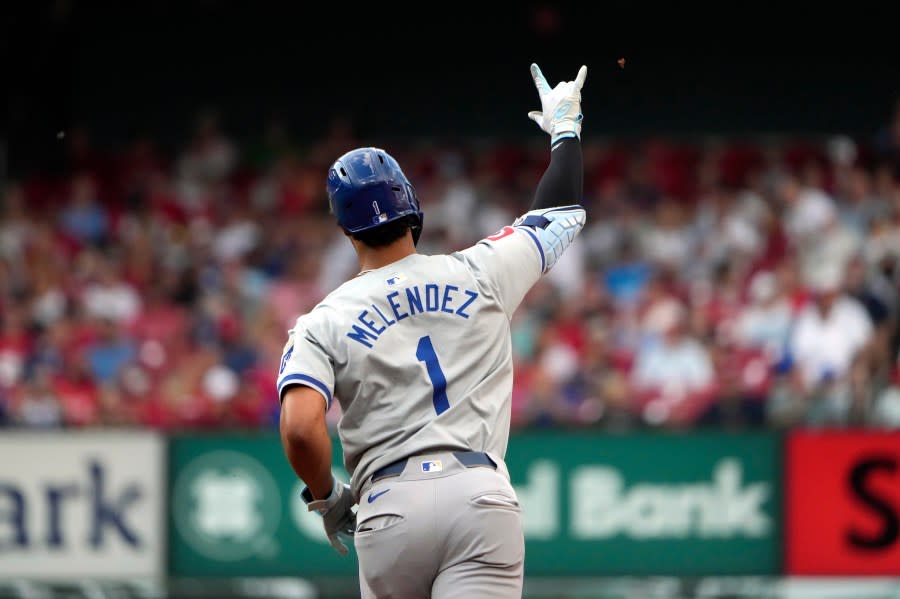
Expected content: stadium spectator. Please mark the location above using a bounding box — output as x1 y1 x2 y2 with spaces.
11 370 64 427
4 119 900 434
569 320 635 430
600 233 654 309
776 169 838 251
86 318 137 384
0 183 32 262
630 300 717 427
698 339 769 429
0 305 30 393
53 352 102 427
634 269 686 349
79 255 142 324
691 181 765 279
178 110 238 186
733 270 794 369
59 174 109 248
639 199 694 272
769 262 875 427
835 162 890 236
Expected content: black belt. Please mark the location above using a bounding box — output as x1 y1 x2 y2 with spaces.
371 451 496 483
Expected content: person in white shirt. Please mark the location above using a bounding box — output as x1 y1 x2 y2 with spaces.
778 170 837 243
770 261 874 426
733 270 793 367
631 300 715 425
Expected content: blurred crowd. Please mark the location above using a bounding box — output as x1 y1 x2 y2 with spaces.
3 100 900 433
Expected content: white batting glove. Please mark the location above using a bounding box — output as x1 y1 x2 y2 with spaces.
301 477 357 555
528 63 588 145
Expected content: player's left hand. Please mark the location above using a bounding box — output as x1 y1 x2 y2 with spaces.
302 477 357 555
528 63 588 145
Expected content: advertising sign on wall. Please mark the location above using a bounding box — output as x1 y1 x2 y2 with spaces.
511 431 781 576
786 430 900 575
169 431 781 577
0 432 165 580
168 434 348 577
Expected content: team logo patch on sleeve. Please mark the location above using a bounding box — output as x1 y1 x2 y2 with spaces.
486 226 515 241
421 460 442 473
279 345 294 374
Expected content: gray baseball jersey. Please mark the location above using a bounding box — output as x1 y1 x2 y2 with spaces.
277 224 545 499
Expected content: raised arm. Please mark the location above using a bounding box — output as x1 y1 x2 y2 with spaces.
527 63 586 210
512 63 588 272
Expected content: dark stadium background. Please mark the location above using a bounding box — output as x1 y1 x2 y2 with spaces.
8 1 900 176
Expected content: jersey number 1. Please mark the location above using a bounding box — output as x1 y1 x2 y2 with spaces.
416 335 450 415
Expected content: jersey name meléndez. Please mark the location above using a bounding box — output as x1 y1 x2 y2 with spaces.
278 226 546 498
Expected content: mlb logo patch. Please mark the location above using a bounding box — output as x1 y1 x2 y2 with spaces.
386 272 407 286
421 460 442 473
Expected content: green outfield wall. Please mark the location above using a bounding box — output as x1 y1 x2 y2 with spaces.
167 431 782 577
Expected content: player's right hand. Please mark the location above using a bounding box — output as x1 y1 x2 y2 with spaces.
302 476 357 555
528 63 587 145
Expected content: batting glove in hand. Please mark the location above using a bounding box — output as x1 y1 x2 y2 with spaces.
528 63 588 145
301 477 357 555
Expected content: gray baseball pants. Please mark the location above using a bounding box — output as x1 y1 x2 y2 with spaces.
354 451 524 598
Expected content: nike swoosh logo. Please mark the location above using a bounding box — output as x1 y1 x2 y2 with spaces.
367 489 390 503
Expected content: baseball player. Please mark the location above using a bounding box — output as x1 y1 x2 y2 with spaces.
279 62 588 598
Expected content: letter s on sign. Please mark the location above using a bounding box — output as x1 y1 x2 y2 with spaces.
846 456 899 550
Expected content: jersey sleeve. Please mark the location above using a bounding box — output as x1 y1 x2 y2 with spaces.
276 314 335 409
457 226 544 319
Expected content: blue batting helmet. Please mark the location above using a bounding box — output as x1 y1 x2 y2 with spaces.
326 147 424 245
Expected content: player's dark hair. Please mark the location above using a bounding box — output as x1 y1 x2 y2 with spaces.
349 214 419 248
